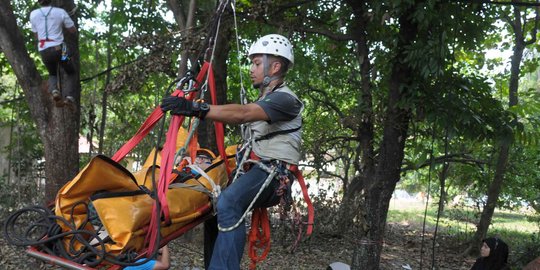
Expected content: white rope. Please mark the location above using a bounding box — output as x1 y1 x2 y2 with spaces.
218 161 277 232
231 0 252 140
187 164 221 199
231 141 252 182
207 0 226 67
231 0 247 105
199 0 228 101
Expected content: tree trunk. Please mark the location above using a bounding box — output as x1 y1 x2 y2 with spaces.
200 13 233 152
470 142 510 253
352 3 419 269
469 3 533 254
335 0 375 233
437 129 451 217
167 0 197 77
436 162 449 217
0 0 80 201
336 176 365 233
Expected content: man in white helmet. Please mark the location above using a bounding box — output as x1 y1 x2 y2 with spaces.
161 34 302 269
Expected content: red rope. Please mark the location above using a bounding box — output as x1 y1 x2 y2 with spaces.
248 208 271 270
247 165 315 269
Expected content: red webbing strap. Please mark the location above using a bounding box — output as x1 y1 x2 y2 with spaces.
248 208 271 270
207 65 229 175
187 121 199 170
113 61 211 163
145 62 211 254
145 114 182 254
113 62 211 163
111 108 164 163
186 61 211 165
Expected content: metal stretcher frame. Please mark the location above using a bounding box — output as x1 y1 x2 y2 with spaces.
26 246 96 270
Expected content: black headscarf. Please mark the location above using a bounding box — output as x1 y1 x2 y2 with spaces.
471 237 509 270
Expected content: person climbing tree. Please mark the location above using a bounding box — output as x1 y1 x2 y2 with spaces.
29 0 77 106
160 34 302 269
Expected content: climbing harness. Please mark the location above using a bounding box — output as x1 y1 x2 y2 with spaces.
38 6 54 48
61 43 69 61
217 160 279 233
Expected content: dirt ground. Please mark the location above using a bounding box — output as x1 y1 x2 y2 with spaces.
0 220 477 270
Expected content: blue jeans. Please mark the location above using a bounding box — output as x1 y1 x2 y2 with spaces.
208 164 280 270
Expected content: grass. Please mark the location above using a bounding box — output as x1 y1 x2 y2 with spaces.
387 198 540 268
387 199 538 234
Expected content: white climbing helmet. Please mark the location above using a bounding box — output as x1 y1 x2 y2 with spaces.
248 34 294 67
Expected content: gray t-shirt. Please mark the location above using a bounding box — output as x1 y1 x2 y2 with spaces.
255 91 302 123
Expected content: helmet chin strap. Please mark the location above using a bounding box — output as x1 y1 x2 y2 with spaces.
259 54 279 90
253 54 282 92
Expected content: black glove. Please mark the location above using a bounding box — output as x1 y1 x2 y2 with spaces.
160 96 210 119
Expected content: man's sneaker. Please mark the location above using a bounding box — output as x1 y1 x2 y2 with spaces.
65 96 77 112
51 90 61 101
65 96 76 104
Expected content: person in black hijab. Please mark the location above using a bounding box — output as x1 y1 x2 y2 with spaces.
471 237 509 270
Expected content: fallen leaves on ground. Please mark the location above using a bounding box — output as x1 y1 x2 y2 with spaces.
0 222 477 269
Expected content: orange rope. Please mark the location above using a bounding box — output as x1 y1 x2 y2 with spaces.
248 208 271 270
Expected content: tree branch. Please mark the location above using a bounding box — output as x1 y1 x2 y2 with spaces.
401 153 488 172
80 58 140 82
263 18 355 41
523 5 539 46
306 85 346 118
453 0 540 7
